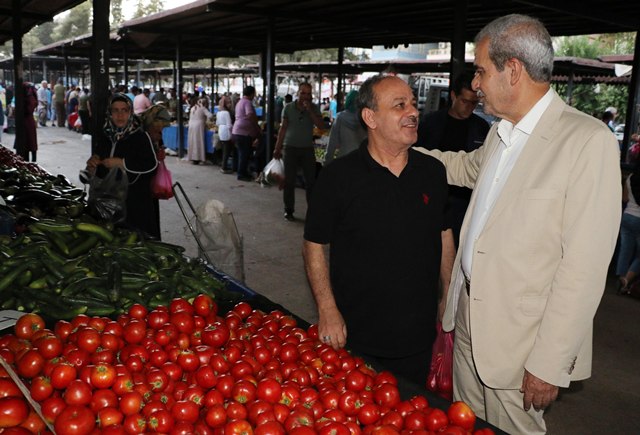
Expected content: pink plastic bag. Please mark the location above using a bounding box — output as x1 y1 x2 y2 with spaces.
426 322 454 400
151 160 174 200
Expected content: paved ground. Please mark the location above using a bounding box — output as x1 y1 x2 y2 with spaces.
3 125 639 434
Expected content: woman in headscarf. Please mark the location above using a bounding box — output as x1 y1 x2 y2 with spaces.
187 97 213 164
324 90 367 164
85 93 159 238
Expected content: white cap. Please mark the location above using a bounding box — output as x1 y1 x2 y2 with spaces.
605 106 617 115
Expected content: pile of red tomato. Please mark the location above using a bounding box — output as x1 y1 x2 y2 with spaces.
0 295 492 434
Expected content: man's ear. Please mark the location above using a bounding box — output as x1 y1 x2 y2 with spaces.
361 107 377 130
508 58 523 86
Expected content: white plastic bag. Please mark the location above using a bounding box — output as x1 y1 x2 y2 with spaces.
263 158 285 188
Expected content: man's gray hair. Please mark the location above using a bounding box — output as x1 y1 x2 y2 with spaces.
475 14 554 83
356 74 393 128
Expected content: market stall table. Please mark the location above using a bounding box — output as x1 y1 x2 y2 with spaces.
162 125 215 153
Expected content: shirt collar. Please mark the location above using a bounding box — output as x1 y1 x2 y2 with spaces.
497 88 554 146
359 141 426 172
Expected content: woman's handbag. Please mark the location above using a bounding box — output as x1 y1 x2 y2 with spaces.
151 160 174 200
87 166 128 223
426 322 454 400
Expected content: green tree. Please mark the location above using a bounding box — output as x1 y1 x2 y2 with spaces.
132 0 164 19
111 0 124 29
53 1 92 40
553 32 634 120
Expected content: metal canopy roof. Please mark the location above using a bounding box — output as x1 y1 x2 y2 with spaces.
112 0 640 61
0 0 87 45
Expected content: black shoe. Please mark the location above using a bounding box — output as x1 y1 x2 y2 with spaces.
238 176 253 182
284 212 295 221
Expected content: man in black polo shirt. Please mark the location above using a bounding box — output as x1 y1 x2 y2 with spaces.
303 75 455 385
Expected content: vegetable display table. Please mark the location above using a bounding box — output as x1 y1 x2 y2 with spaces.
161 125 215 153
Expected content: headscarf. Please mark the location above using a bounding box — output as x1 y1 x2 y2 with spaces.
103 93 141 143
139 104 171 131
344 90 359 113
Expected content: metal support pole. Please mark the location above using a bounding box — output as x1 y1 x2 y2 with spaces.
337 46 344 112
91 0 111 155
12 0 25 159
449 0 468 84
265 16 276 161
623 30 640 158
176 35 185 158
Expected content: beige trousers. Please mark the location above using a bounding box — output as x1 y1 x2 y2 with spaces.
452 289 547 435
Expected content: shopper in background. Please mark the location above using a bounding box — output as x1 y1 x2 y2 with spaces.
274 83 326 221
324 90 367 165
187 98 213 165
416 14 620 434
53 79 66 128
216 95 234 174
78 88 92 135
85 94 159 238
15 82 38 162
232 86 261 181
36 81 48 127
304 75 454 385
415 72 490 246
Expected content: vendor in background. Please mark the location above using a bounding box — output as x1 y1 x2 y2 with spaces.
15 82 38 162
187 98 213 165
324 90 367 164
303 75 454 385
216 95 234 174
273 83 326 221
85 94 159 238
232 86 261 181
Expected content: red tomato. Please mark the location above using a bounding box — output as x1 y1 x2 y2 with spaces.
425 407 448 431
357 403 381 426
119 392 144 416
195 364 218 389
193 294 217 317
171 400 199 423
123 413 146 434
409 395 429 410
205 403 227 428
19 408 46 433
147 309 170 330
76 327 101 353
90 389 119 413
41 396 66 424
98 407 124 428
169 298 194 314
202 323 230 348
0 397 29 427
122 320 147 344
255 420 285 435
90 363 117 389
54 404 96 435
34 334 63 359
29 375 54 401
232 379 257 404
256 378 282 404
0 379 22 398
373 383 400 408
225 418 253 435
176 349 200 372
51 363 77 390
404 410 427 431
440 425 471 435
147 409 174 433
473 429 496 435
128 304 148 320
14 313 45 340
447 401 477 431
16 349 45 379
380 410 403 430
171 311 195 334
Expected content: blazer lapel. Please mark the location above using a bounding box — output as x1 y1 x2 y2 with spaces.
480 93 566 234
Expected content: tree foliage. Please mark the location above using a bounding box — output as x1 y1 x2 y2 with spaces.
553 32 635 120
132 0 165 19
53 1 92 40
111 0 124 29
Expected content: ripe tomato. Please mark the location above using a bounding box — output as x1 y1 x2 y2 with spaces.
256 378 282 404
373 383 400 408
226 401 249 421
255 420 285 435
193 294 217 317
202 323 230 348
29 375 54 401
51 363 78 390
33 334 63 359
122 320 147 344
170 311 195 334
357 403 381 426
171 400 199 423
205 404 227 428
90 363 117 389
54 404 95 435
19 408 46 433
98 407 124 428
147 409 174 432
147 309 170 330
76 327 101 353
91 389 119 413
232 379 257 404
0 379 22 398
425 407 448 431
123 413 146 434
225 418 253 435
0 397 29 427
176 350 200 372
41 396 66 424
119 391 144 416
14 313 45 340
16 349 45 379
447 401 476 431
128 304 148 320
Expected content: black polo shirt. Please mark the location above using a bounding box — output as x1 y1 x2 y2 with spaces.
304 143 449 357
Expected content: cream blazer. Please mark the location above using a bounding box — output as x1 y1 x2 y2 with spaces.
416 92 621 389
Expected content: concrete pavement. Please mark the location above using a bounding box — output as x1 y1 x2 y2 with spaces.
3 125 639 434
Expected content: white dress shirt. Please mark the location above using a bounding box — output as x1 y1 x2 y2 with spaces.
461 89 554 278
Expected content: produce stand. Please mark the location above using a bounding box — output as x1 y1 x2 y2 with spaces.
161 125 215 153
0 150 506 434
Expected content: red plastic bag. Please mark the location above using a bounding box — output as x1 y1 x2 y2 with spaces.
151 160 174 199
426 322 454 400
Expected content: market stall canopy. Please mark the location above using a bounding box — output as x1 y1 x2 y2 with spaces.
0 0 87 45
113 0 640 61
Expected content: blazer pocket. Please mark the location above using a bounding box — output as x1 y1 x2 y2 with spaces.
525 188 561 200
519 295 548 317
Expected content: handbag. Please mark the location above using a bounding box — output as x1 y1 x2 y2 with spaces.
151 160 174 200
426 322 454 400
87 166 128 223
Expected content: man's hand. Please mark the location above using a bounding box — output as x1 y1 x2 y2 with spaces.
273 147 283 159
318 306 347 350
520 370 559 412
